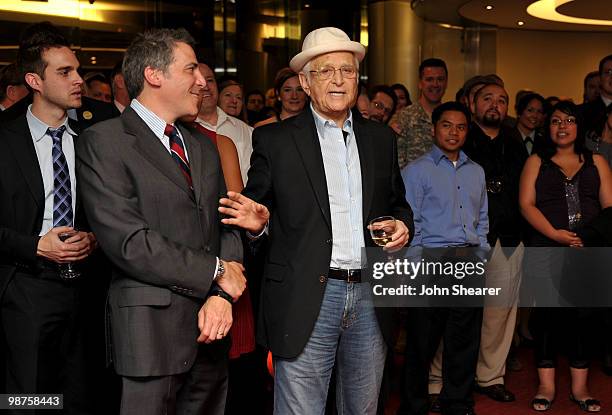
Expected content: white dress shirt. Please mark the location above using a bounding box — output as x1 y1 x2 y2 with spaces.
27 105 77 236
197 107 253 185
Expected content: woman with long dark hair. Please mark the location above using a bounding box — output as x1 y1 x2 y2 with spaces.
519 101 612 412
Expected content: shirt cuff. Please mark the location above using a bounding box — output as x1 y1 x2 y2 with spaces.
246 221 268 240
213 257 220 280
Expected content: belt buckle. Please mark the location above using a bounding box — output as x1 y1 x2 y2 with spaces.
346 270 359 283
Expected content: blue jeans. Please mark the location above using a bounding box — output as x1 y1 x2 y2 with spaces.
273 279 386 415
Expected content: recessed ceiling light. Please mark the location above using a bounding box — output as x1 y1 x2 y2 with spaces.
517 21 525 26
485 5 493 11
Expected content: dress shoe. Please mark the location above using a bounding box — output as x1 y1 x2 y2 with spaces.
475 384 515 402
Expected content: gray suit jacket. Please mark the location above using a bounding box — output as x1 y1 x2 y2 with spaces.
76 106 242 377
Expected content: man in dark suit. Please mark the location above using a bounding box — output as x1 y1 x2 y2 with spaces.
76 28 246 415
0 22 97 413
219 27 413 414
582 54 612 131
0 90 120 128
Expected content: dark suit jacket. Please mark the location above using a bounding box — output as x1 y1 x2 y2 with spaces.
76 106 242 377
0 95 119 130
580 97 608 131
243 108 414 359
508 126 545 159
0 115 85 296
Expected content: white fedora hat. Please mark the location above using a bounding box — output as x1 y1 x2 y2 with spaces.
289 27 365 72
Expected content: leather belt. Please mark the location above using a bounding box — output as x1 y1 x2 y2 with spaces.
13 259 61 275
328 268 362 283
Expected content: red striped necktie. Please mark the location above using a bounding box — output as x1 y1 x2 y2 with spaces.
164 124 193 189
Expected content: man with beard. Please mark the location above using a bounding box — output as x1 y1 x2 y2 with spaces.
394 58 448 169
367 84 396 124
461 81 527 404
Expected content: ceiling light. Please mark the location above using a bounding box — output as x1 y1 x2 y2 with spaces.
485 5 493 11
517 21 525 26
527 0 612 26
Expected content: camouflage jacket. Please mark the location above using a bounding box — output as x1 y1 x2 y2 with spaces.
394 103 433 169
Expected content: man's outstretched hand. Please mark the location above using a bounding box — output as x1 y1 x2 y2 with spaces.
219 191 270 234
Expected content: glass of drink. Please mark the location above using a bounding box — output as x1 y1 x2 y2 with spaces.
58 230 81 280
369 216 396 247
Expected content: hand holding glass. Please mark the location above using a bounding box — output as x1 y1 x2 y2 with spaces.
58 230 81 280
369 216 396 247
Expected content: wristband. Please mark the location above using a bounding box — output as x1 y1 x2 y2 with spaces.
211 288 233 304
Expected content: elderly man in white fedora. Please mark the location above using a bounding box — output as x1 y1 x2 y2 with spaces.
219 27 413 414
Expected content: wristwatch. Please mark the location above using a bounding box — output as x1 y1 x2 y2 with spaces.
216 259 226 280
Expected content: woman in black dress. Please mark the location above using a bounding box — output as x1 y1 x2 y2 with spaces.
519 101 612 412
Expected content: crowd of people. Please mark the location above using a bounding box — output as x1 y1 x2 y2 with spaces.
1 20 612 415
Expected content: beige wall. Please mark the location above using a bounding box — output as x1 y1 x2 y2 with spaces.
497 29 612 113
422 22 466 103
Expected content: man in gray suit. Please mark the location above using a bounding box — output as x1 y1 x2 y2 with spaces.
77 28 245 415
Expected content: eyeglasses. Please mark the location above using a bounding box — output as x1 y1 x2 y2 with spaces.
372 101 393 115
550 117 577 126
309 65 357 80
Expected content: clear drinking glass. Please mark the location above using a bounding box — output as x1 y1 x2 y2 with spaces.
369 216 396 247
58 230 81 280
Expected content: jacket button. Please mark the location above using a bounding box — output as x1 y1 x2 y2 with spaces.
205 246 211 253
325 239 332 244
319 275 326 283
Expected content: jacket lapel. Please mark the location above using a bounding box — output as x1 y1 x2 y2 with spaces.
353 116 375 224
6 115 45 209
122 107 194 200
291 110 332 231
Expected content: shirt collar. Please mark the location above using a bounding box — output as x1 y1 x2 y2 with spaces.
114 100 126 113
216 106 235 126
602 95 612 108
519 128 535 141
27 104 76 142
310 103 353 138
430 144 469 167
130 98 170 141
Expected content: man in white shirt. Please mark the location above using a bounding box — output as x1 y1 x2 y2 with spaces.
196 62 253 185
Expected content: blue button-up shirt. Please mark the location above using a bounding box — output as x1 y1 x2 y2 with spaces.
402 145 489 248
311 104 364 269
